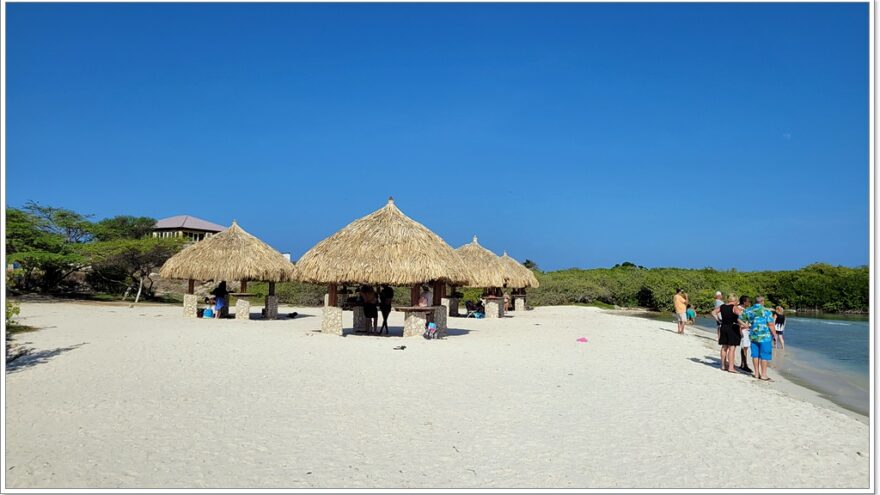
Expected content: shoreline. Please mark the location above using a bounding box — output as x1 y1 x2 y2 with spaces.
605 308 869 422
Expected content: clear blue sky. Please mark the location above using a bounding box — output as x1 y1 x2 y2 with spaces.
6 3 869 271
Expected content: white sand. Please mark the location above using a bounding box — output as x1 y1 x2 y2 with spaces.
5 302 870 489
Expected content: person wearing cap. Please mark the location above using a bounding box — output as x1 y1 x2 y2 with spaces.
673 288 688 334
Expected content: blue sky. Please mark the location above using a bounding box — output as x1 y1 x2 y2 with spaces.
6 3 869 271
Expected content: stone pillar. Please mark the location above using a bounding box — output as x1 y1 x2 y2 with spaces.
514 296 526 312
484 297 503 319
441 297 459 317
433 306 448 336
324 293 330 306
235 298 251 320
403 311 428 337
352 306 366 332
183 294 198 318
265 295 279 319
322 306 344 335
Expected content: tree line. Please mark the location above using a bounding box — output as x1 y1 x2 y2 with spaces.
527 262 869 313
6 202 185 302
4 204 869 313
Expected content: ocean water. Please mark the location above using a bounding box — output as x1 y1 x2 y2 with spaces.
645 312 870 416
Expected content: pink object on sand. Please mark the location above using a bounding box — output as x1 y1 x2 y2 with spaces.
576 337 588 343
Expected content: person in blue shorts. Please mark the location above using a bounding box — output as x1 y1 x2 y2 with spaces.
739 295 778 381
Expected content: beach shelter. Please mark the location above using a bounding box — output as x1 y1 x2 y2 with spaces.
295 197 471 336
159 221 296 320
498 251 540 311
456 236 508 318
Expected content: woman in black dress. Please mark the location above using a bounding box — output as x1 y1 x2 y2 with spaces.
360 285 379 334
711 294 741 373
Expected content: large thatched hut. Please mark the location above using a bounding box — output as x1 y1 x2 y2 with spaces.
456 236 507 318
498 251 540 311
295 197 470 336
159 221 296 320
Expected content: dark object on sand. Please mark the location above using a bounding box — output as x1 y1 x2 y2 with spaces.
393 345 406 350
288 312 298 318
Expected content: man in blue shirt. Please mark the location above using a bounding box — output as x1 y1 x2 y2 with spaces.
739 295 778 380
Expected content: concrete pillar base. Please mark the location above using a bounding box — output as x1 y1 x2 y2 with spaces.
183 294 198 318
484 298 504 319
235 298 251 320
403 312 428 337
322 306 344 335
265 295 279 319
433 306 448 336
513 295 526 312
353 306 366 332
441 297 459 317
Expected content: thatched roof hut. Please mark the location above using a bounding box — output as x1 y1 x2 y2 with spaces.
499 251 540 289
456 236 507 288
294 198 470 286
159 221 296 283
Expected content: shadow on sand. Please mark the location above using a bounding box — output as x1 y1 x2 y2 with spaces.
341 326 473 338
6 342 88 373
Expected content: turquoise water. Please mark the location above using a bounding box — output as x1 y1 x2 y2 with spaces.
647 312 870 416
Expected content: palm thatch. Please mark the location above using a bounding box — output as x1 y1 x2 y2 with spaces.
294 198 471 285
159 221 297 282
455 236 507 288
499 251 540 289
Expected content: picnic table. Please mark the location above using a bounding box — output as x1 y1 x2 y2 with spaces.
395 306 436 337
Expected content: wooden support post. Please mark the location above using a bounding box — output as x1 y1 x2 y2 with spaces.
187 279 195 295
411 284 420 306
240 280 248 292
268 282 276 296
328 284 338 306
432 280 443 306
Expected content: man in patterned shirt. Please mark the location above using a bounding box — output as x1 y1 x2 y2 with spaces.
739 295 778 381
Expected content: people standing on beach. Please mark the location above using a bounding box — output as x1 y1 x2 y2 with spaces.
360 285 378 334
740 296 778 380
379 285 394 334
736 296 752 372
713 291 724 339
686 304 696 324
673 288 688 334
711 294 740 372
418 286 432 307
774 306 786 349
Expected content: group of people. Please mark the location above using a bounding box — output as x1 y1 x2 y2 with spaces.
674 288 787 381
342 285 396 334
199 281 232 319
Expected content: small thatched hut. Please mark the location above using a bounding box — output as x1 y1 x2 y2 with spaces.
456 236 507 318
159 221 296 319
498 252 540 289
499 251 540 312
295 197 470 336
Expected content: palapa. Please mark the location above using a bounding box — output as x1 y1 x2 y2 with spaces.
498 251 540 289
159 221 296 283
456 236 507 288
294 198 470 286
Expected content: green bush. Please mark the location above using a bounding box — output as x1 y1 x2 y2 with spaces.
5 300 20 327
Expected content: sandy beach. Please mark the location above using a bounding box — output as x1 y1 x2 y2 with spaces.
4 301 870 489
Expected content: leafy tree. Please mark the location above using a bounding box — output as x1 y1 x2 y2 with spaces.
83 237 185 303
523 259 540 271
92 216 157 241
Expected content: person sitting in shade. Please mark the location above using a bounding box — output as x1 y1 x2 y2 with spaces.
210 281 232 318
418 286 432 307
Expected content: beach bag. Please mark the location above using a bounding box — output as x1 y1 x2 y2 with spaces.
424 322 439 339
203 308 214 318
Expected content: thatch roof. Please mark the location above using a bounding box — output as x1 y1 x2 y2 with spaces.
499 251 540 289
294 198 471 285
159 221 296 282
455 236 507 288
